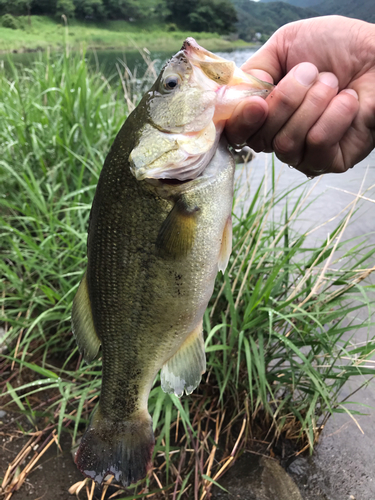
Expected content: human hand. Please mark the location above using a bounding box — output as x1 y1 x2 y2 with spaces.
225 16 375 177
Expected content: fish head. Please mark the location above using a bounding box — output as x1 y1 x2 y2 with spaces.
145 46 217 136
129 38 273 182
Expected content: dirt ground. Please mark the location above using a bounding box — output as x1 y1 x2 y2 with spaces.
0 410 84 500
2 152 375 500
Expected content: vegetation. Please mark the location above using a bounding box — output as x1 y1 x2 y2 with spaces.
0 0 166 21
165 0 237 35
0 0 373 55
0 15 248 54
1 51 375 499
0 0 241 55
0 0 238 35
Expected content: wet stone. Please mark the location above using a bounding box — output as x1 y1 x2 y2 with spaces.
211 453 303 500
232 145 254 163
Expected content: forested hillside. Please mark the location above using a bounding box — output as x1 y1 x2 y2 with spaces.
260 0 321 7
260 0 375 23
0 0 238 34
2 0 374 47
233 0 319 41
314 0 375 22
0 0 160 20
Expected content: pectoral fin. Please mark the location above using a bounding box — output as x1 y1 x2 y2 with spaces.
156 199 200 259
71 273 101 363
218 216 232 273
161 321 206 397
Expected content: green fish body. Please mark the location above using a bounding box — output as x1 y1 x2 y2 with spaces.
72 38 272 487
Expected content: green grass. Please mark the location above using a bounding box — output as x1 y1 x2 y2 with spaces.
0 15 249 54
1 51 375 499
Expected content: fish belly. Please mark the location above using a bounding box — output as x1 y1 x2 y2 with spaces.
73 139 234 487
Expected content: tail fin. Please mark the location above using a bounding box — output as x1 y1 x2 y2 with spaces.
75 407 155 487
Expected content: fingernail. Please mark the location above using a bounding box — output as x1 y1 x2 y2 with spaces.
343 89 359 100
294 63 318 87
243 104 265 125
318 72 338 88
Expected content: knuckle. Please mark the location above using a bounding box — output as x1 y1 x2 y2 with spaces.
301 159 330 177
332 156 348 173
248 134 266 153
273 132 295 157
248 139 264 153
274 87 299 113
335 99 358 123
307 86 330 110
307 126 330 149
338 92 358 114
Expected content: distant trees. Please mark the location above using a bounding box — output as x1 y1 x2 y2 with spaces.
232 0 319 40
56 0 75 18
0 0 164 21
166 0 237 34
0 0 238 34
0 0 32 16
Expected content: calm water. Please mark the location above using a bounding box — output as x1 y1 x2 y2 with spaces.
238 151 375 500
1 46 259 78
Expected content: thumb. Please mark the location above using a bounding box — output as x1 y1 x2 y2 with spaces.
241 32 286 84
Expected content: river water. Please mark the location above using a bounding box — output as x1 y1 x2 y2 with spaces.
3 45 375 499
244 152 375 500
2 45 259 77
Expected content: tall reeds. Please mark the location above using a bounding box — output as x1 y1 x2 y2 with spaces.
1 51 374 499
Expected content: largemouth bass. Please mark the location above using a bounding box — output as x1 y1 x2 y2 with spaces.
72 38 272 487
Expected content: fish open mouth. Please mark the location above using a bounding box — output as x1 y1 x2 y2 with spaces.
158 178 193 185
145 175 198 191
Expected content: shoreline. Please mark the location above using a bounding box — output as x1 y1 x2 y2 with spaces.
0 15 256 55
0 40 257 56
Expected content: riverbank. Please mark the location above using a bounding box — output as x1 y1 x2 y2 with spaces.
1 48 375 500
0 15 251 54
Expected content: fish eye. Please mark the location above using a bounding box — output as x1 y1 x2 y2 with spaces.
164 74 181 91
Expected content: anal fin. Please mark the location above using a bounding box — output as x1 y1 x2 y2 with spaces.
161 322 206 397
72 272 101 363
218 216 232 273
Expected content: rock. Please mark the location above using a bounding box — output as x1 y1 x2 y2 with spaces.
232 146 255 164
211 453 303 500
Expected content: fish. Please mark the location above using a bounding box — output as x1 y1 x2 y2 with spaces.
71 38 272 488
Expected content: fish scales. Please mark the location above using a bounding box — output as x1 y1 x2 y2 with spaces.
72 37 272 487
89 136 233 411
